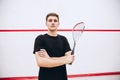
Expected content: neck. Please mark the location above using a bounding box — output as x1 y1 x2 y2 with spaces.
47 30 57 36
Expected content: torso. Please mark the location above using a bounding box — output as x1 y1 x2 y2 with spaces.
35 34 71 80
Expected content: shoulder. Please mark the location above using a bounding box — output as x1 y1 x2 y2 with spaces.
58 34 67 41
35 34 43 39
35 34 46 41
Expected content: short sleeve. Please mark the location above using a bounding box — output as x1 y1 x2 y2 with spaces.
33 35 44 54
63 36 71 52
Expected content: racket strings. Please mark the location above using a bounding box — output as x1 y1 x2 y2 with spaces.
72 24 85 42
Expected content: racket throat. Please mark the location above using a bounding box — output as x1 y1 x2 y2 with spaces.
71 42 76 55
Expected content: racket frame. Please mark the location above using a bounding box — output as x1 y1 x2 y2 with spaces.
70 22 85 65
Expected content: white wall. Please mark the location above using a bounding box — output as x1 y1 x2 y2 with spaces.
0 0 120 78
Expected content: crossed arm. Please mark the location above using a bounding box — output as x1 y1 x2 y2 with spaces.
35 49 74 68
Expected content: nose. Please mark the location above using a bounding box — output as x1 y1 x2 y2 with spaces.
51 23 55 26
51 20 55 23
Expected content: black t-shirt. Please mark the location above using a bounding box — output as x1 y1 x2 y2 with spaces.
33 34 71 80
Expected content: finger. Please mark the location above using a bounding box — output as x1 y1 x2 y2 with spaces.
38 51 43 54
42 49 47 53
38 53 45 57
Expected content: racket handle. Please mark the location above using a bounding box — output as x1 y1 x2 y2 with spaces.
69 50 74 65
71 50 74 55
69 62 73 65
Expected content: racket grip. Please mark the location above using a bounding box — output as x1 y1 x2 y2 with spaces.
69 50 74 65
69 62 73 65
71 50 74 55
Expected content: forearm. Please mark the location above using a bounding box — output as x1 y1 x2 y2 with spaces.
35 53 67 68
51 57 65 60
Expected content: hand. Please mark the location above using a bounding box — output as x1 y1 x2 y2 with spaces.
65 50 72 56
65 51 74 64
38 49 50 58
65 55 74 64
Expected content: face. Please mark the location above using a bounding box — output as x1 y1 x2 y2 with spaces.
46 16 59 31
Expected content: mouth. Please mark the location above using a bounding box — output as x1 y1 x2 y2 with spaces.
50 25 56 28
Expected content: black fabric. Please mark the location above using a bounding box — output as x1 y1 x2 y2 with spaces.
33 34 71 80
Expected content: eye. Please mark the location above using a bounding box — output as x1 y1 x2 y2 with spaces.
48 19 52 22
48 19 58 22
54 19 58 22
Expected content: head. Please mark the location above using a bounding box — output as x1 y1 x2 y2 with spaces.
46 13 60 31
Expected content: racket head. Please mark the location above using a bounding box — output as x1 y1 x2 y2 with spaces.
72 22 85 42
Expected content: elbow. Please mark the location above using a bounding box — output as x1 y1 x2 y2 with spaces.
36 61 44 67
36 58 44 67
37 62 41 67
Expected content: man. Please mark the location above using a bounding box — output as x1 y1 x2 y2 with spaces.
33 12 74 80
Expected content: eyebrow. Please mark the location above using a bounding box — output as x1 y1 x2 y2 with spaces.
48 19 58 22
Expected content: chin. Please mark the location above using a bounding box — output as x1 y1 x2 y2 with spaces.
49 27 57 30
51 29 57 31
50 28 57 31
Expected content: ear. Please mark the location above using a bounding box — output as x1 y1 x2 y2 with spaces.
45 22 47 26
58 22 60 26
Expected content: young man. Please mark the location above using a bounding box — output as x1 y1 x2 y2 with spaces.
33 12 74 80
